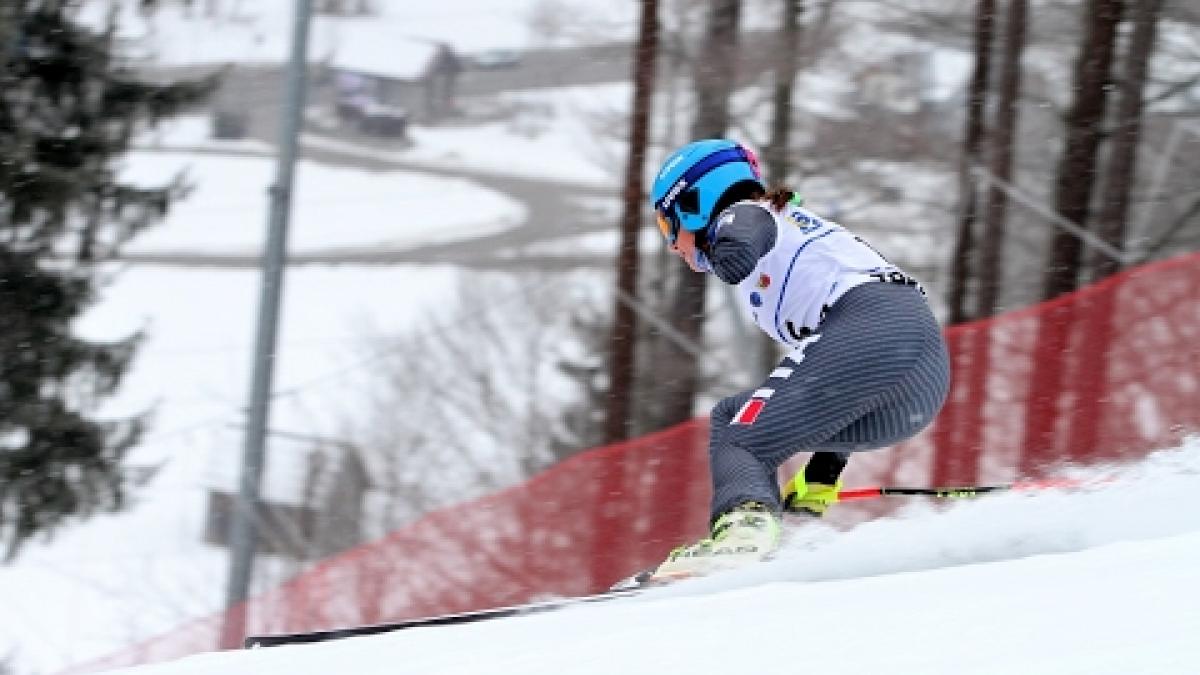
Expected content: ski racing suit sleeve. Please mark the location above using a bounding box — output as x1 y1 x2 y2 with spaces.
708 203 776 285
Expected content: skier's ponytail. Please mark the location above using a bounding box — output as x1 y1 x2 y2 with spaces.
764 187 796 211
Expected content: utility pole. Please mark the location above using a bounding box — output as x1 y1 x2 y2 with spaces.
220 0 314 650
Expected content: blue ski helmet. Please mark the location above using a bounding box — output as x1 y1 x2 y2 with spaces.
650 139 763 243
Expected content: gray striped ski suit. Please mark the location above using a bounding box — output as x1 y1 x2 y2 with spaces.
703 201 950 520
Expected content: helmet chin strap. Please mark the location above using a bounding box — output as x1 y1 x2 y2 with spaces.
693 248 714 274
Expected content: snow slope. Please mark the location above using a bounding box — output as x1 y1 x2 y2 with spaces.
0 61 635 675
6 4 1191 675
103 441 1200 675
120 147 525 256
0 109 526 675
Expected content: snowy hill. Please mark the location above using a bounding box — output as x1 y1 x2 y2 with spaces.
103 441 1200 675
5 4 1193 675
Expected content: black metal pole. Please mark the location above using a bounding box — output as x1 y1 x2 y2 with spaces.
221 0 314 650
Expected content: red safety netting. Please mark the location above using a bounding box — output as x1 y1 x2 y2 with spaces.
929 250 1200 485
65 252 1200 673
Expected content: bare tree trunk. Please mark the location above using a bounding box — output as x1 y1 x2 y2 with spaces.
976 0 1027 318
764 0 802 187
604 0 659 443
1024 0 1125 476
658 0 742 428
1042 0 1125 300
690 0 740 140
1089 0 1163 282
932 0 996 489
938 0 1029 495
593 0 662 587
946 0 996 325
1065 0 1163 477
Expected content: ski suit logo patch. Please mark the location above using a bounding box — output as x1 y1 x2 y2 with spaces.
732 399 766 425
732 388 775 425
786 208 825 234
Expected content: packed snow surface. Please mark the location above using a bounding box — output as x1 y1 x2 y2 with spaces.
103 441 1200 675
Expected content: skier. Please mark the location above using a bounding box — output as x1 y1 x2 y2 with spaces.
647 139 951 582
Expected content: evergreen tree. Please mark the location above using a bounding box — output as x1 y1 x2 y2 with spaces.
0 1 212 559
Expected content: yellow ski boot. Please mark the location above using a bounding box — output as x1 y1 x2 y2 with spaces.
649 501 781 583
781 473 842 517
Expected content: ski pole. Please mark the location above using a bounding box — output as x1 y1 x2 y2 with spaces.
836 476 1087 502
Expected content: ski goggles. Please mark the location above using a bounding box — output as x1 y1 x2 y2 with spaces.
653 145 761 245
655 209 681 245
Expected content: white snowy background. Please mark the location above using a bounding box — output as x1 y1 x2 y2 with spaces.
0 1 1196 674
1 3 645 672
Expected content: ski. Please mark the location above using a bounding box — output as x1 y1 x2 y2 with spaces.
243 586 646 648
246 478 1089 649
